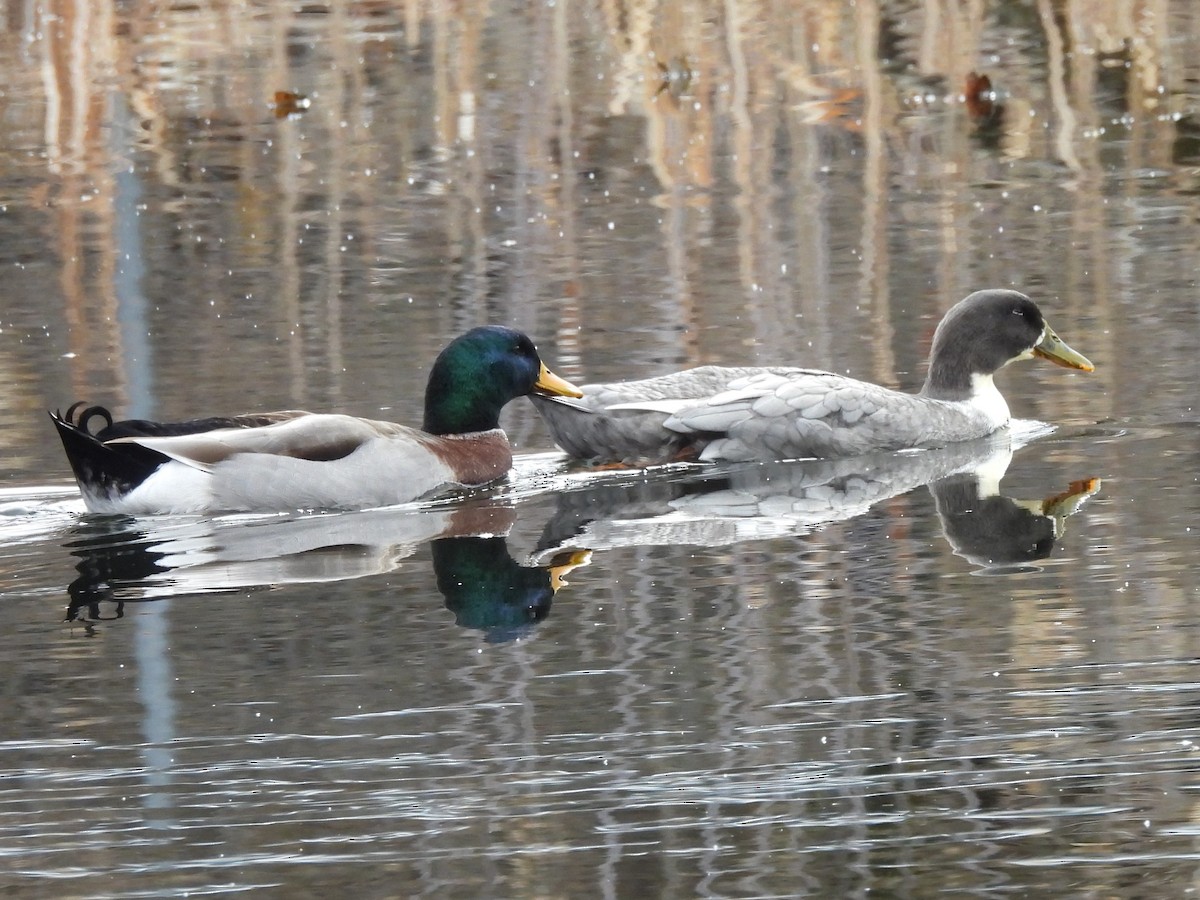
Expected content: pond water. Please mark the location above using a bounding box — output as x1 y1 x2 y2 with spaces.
3 1 1200 897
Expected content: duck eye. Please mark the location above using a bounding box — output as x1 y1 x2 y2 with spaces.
1012 305 1039 326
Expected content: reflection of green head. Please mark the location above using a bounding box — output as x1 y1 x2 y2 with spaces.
422 326 545 436
431 536 555 640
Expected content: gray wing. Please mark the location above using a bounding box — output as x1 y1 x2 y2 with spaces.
530 366 807 463
664 371 990 462
583 366 805 406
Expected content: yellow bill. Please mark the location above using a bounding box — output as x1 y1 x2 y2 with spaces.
1033 325 1094 372
536 362 584 398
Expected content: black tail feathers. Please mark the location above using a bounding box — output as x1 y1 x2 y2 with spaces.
51 404 167 506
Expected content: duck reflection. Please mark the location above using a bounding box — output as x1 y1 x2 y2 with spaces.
64 502 583 639
535 430 1100 572
932 472 1100 572
432 537 588 641
63 429 1099 631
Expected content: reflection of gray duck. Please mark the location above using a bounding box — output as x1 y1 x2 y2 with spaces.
536 432 1026 554
432 537 587 642
534 432 1099 570
932 472 1100 571
531 290 1092 464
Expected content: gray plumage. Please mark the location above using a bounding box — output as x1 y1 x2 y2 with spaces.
531 290 1093 464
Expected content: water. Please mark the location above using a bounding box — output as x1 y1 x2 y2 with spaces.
3 2 1200 897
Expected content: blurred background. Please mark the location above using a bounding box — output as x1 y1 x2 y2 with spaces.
3 2 1200 897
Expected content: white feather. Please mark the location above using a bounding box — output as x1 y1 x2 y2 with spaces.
102 463 215 515
966 373 1011 430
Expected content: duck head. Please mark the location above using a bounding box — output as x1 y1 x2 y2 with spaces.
921 289 1093 401
423 326 581 435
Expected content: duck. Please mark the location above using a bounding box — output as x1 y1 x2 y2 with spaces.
52 325 582 515
530 289 1093 464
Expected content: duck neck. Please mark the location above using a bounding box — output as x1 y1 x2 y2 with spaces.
920 357 976 401
423 379 504 436
922 370 1010 422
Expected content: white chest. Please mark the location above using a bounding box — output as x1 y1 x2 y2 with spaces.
968 373 1011 429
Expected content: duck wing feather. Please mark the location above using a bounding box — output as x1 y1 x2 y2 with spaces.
112 413 417 470
531 365 808 463
665 371 995 462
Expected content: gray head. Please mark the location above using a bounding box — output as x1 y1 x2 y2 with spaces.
921 290 1092 400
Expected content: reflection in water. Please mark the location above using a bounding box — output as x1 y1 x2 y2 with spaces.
64 429 1101 632
64 501 585 642
933 471 1100 572
65 503 514 615
537 429 1100 574
1 2 1198 895
432 536 588 642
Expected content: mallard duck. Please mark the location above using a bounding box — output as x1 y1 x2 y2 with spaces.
52 326 581 515
531 290 1093 464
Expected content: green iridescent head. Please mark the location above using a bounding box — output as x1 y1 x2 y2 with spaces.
422 326 580 436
